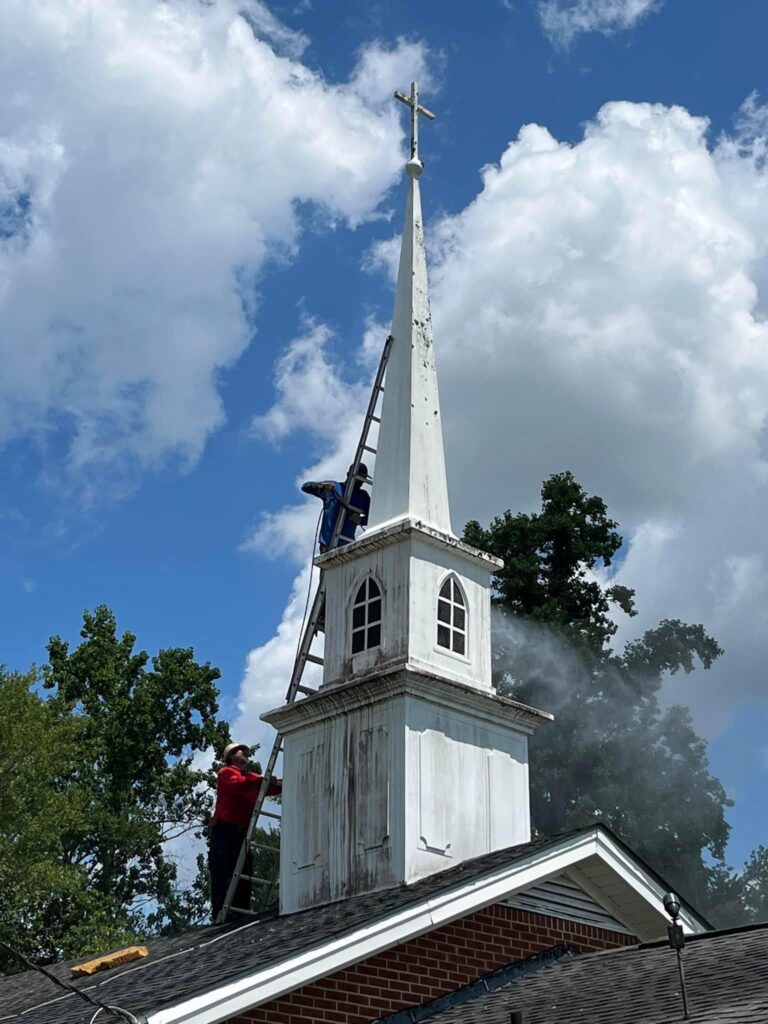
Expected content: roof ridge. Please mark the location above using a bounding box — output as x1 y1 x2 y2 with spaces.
638 917 768 947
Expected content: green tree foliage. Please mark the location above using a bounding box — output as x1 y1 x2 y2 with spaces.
43 605 230 932
0 667 138 974
0 606 234 974
465 471 762 924
250 825 281 905
740 847 768 922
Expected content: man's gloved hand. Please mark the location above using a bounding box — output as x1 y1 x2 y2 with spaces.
302 481 335 495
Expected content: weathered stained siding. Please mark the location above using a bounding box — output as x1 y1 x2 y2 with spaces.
407 535 493 692
226 903 636 1024
277 682 532 913
403 695 530 881
280 697 403 910
322 540 411 687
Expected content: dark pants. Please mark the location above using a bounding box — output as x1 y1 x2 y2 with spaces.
209 820 253 922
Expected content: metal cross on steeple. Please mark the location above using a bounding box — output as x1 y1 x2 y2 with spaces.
394 81 435 166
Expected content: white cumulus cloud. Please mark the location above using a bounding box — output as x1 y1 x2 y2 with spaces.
241 317 374 565
232 314 382 743
539 0 662 49
0 0 430 487
239 96 768 746
235 563 323 763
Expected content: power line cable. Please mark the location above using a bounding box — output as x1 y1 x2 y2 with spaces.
1 914 274 1021
294 507 323 667
0 941 145 1023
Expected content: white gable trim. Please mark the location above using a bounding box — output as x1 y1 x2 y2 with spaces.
147 827 708 1024
565 865 640 934
591 829 705 935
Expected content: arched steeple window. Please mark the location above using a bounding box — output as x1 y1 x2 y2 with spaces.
437 576 466 656
351 577 382 654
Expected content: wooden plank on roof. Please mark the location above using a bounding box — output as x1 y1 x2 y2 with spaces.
71 946 149 977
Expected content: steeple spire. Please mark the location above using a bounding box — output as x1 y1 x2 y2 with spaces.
367 84 454 537
261 91 550 915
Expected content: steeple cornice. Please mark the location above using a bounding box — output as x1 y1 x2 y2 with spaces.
262 669 552 737
315 515 503 572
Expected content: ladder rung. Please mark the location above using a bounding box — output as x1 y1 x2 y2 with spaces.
240 874 275 885
305 653 324 666
250 842 280 853
371 414 381 423
297 684 318 695
226 906 262 918
260 810 281 820
363 445 377 454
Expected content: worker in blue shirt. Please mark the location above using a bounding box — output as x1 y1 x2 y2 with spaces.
302 463 370 552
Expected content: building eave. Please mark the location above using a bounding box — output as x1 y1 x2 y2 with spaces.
145 825 709 1024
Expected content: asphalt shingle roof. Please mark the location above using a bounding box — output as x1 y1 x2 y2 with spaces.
0 829 587 1024
414 923 768 1024
0 824 709 1024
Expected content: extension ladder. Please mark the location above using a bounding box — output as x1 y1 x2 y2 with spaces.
217 333 393 921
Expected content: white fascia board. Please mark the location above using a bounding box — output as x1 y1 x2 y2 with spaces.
145 828 701 1024
146 835 592 1024
591 830 709 936
421 833 602 931
146 900 437 1024
565 864 641 936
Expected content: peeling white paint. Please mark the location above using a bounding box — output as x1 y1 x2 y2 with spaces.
263 672 543 914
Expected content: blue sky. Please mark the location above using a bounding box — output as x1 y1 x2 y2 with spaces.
2 0 767 869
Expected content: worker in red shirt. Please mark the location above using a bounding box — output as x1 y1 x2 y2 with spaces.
208 741 282 921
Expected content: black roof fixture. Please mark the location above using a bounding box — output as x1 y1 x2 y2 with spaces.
664 891 681 919
664 891 691 1020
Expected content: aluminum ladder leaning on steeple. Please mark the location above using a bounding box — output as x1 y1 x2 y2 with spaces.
216 332 393 921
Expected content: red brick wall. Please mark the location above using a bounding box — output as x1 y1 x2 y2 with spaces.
230 903 636 1024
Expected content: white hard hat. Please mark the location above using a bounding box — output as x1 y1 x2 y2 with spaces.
222 742 250 763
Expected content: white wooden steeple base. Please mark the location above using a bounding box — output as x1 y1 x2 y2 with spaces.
262 672 551 914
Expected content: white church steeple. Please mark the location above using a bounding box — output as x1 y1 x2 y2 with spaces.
367 83 452 536
262 87 551 914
